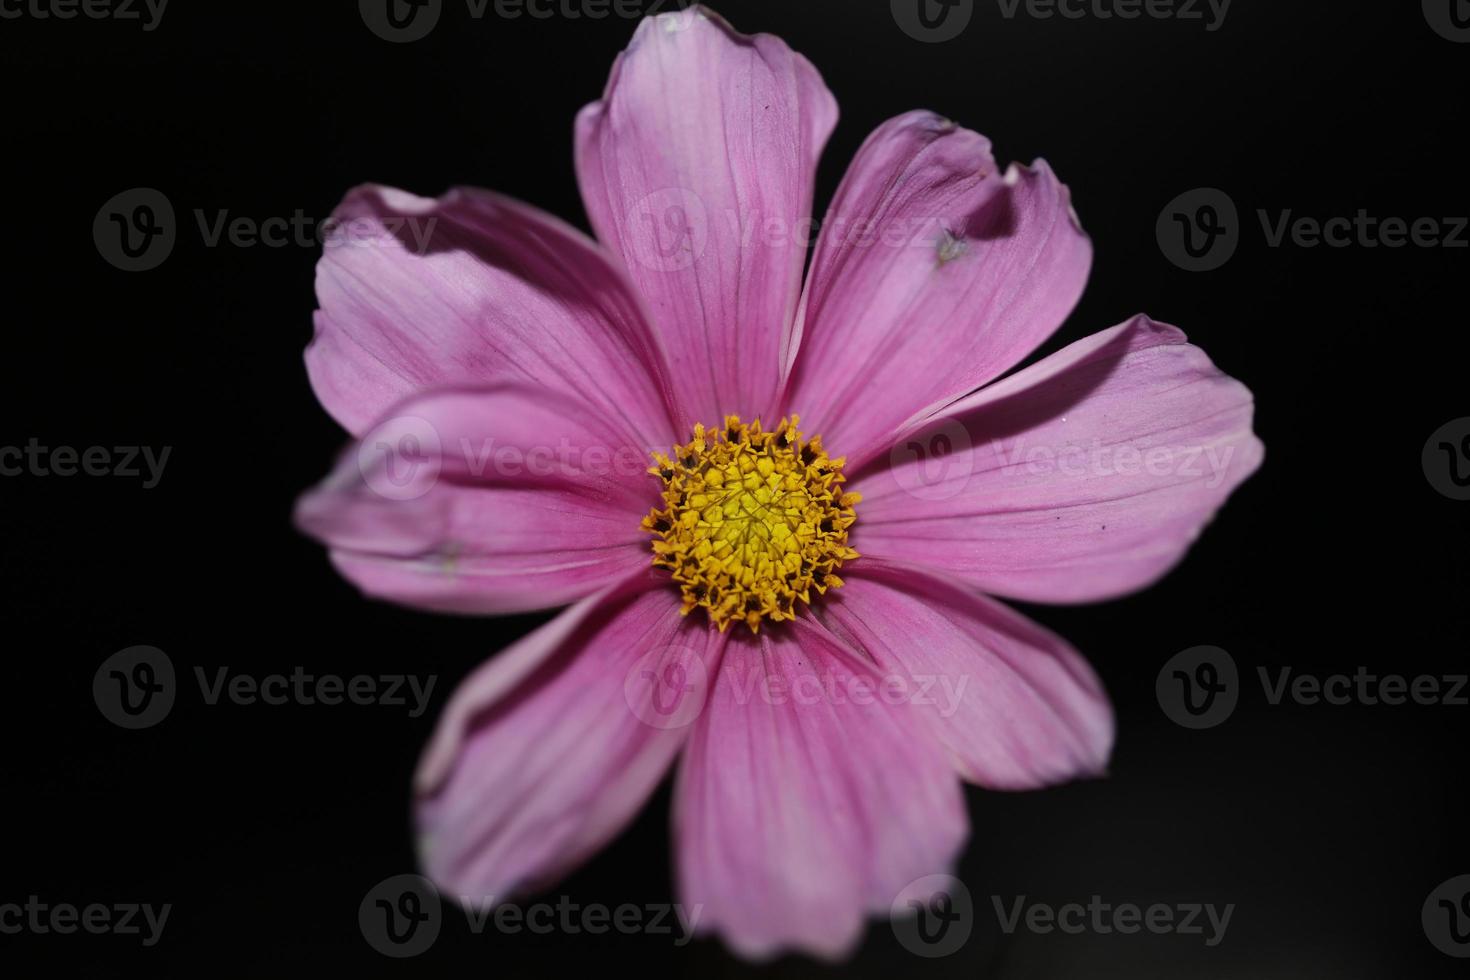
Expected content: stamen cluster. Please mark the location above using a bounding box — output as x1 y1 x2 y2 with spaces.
642 416 860 633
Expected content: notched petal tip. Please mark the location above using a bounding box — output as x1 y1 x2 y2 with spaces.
331 183 437 222
1002 157 1088 238
585 5 762 112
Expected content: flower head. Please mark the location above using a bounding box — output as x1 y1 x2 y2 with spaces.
296 5 1262 961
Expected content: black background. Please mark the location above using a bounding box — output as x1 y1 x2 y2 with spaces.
2 0 1467 975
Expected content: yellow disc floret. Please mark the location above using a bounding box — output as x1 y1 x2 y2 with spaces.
642 415 860 633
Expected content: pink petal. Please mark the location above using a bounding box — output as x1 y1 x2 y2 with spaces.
851 315 1265 603
575 7 838 427
295 383 661 615
781 111 1091 465
416 578 723 902
675 620 966 960
306 184 677 449
816 561 1114 789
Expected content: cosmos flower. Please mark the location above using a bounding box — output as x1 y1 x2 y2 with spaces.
295 5 1262 960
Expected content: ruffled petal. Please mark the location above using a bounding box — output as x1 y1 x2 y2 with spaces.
675 620 965 960
851 316 1264 602
307 184 676 449
576 7 837 426
782 111 1091 465
416 577 723 901
296 383 661 615
817 561 1114 789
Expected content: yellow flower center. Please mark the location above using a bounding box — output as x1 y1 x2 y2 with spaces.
642 416 860 633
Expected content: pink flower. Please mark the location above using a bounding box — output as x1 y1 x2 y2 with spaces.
295 5 1262 961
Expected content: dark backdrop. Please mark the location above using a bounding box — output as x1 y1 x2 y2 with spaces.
2 1 1466 976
